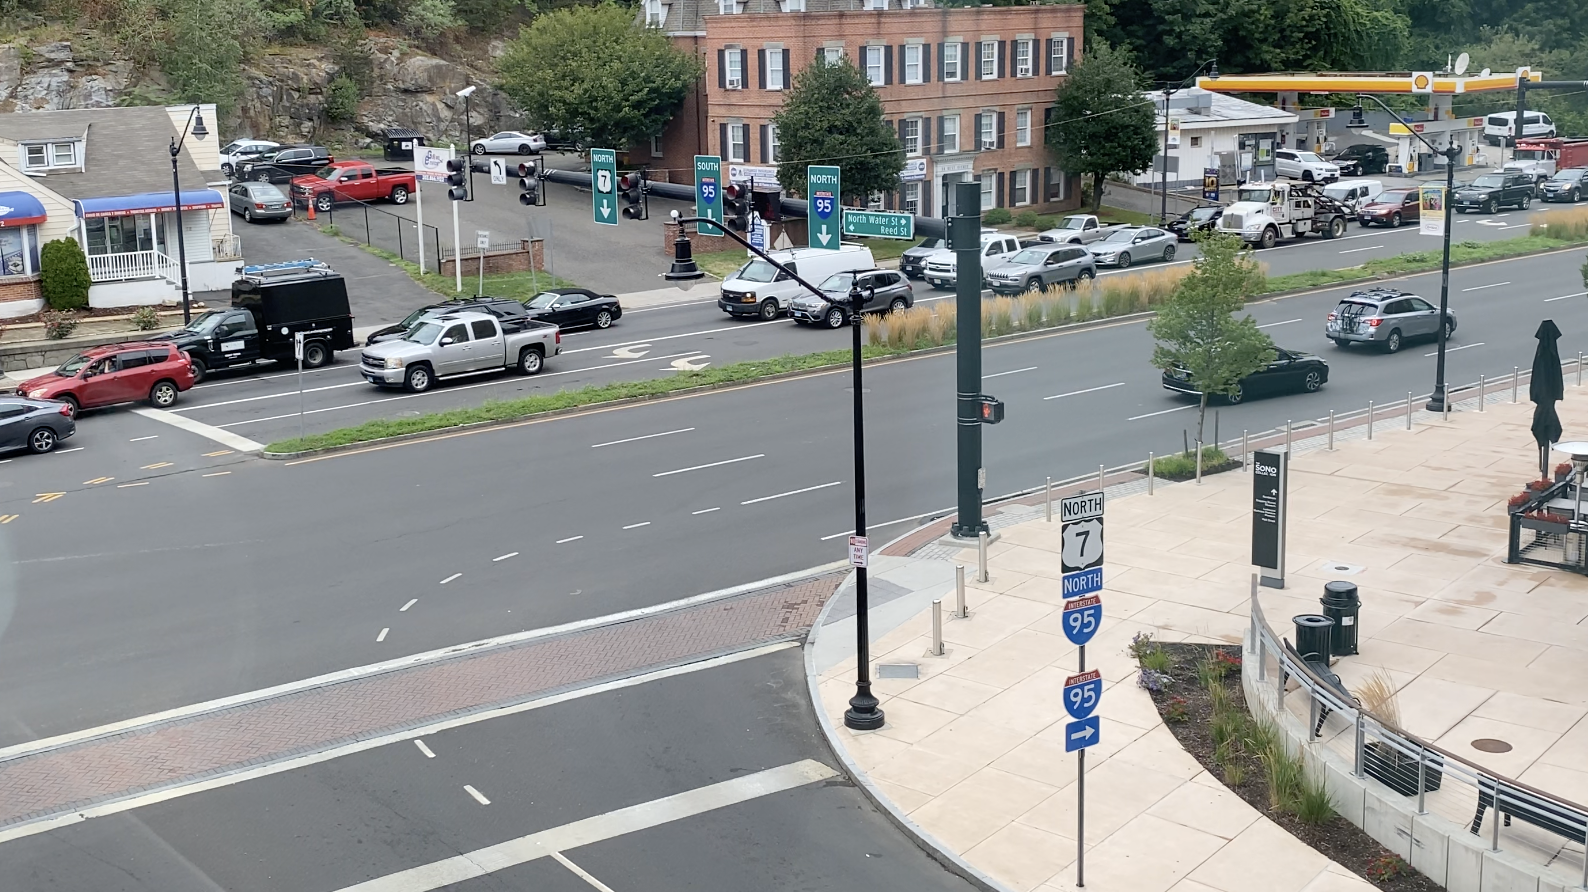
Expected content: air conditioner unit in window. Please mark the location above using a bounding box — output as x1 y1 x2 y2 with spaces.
982 138 996 150
727 77 742 89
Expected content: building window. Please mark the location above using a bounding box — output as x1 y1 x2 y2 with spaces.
943 42 961 82
23 145 46 169
1013 169 1031 205
767 123 781 162
1189 135 1202 147
1015 39 1033 77
823 46 842 65
941 115 960 154
728 124 747 162
22 141 76 170
726 49 743 89
1015 108 1031 147
902 118 921 156
718 0 735 13
980 112 995 150
645 0 663 26
980 171 996 208
902 182 921 215
1046 167 1068 201
768 49 784 89
980 40 998 79
783 0 803 9
84 215 162 256
904 44 923 84
865 46 885 86
865 0 885 8
651 134 664 158
1050 37 1069 74
0 227 35 276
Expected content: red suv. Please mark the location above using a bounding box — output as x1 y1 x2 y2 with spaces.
17 343 195 417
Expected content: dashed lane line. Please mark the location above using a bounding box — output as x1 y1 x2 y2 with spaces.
414 740 435 759
377 628 389 643
590 427 694 448
652 454 764 477
117 482 150 489
464 785 491 806
622 522 652 530
440 573 461 585
555 536 584 544
493 552 518 562
84 477 113 485
401 599 418 612
1043 382 1124 401
0 515 18 524
740 481 842 505
550 852 619 892
32 493 64 504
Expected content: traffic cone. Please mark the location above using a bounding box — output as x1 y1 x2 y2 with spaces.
306 201 316 221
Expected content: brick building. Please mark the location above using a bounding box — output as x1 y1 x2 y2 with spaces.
638 0 1085 219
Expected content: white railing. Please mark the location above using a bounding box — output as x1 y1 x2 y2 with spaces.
85 250 183 284
212 234 242 261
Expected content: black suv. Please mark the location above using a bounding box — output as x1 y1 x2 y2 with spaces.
1454 172 1535 213
1168 206 1223 241
1330 144 1390 176
238 145 333 184
1540 168 1588 203
364 298 530 345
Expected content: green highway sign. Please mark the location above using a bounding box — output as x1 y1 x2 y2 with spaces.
695 155 724 236
807 164 841 250
842 209 914 240
590 148 618 226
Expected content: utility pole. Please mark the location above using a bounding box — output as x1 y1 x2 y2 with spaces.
949 181 988 540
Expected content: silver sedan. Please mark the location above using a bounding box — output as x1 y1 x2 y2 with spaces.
1086 226 1177 268
470 131 546 155
227 181 291 223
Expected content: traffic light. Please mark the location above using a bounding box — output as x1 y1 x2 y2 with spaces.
517 161 541 206
750 189 780 222
978 395 1005 424
723 183 749 231
620 170 647 219
446 158 468 201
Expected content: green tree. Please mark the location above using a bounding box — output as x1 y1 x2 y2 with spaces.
771 58 904 201
401 0 460 38
1045 41 1158 213
156 0 261 117
1147 231 1273 444
497 4 702 152
324 73 360 122
39 238 91 312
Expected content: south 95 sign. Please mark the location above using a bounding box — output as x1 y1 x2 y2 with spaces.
699 180 717 203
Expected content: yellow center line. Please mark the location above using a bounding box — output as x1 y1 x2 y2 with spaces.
141 462 174 470
0 515 18 524
32 493 64 503
84 477 114 485
203 449 234 457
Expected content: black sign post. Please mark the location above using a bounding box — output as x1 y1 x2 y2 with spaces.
1251 449 1288 589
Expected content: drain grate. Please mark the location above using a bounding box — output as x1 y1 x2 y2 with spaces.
877 663 920 679
1319 561 1365 576
1471 738 1513 753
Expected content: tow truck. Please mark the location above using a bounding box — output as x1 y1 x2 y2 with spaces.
1215 180 1351 249
1504 137 1588 184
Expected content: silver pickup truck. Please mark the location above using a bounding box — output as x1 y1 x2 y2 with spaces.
359 310 558 393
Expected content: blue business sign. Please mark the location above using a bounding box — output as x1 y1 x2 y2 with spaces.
1064 669 1102 720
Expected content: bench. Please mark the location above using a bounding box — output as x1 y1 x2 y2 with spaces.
1470 775 1588 845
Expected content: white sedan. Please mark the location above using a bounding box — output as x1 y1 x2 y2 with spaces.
471 131 546 155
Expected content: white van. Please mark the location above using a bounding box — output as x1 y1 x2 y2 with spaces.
1485 111 1556 146
1323 179 1384 212
718 243 875 320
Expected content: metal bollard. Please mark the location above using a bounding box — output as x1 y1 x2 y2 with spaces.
1579 351 1584 388
1098 464 1105 493
1195 440 1204 484
1443 393 1451 422
955 564 968 618
1285 420 1293 453
1416 746 1428 816
1328 410 1335 451
1147 452 1155 495
1044 477 1052 522
931 599 945 656
1491 783 1502 851
977 531 989 583
1242 430 1249 470
1353 714 1365 778
1368 400 1374 440
1513 366 1520 403
1479 374 1485 412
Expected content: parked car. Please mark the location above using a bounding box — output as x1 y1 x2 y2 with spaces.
471 131 546 155
542 130 586 152
366 298 531 346
289 160 416 212
1162 348 1329 404
1323 179 1384 214
1326 288 1456 354
0 396 74 455
359 311 560 392
522 288 623 330
227 181 291 223
238 145 333 184
16 343 194 417
720 244 875 319
1329 144 1390 177
923 231 1022 289
1167 206 1223 241
1086 226 1176 268
1539 168 1588 203
985 244 1096 294
790 270 913 328
898 237 946 280
1273 149 1341 183
1453 172 1534 214
1037 214 1128 245
1356 188 1420 227
219 139 279 177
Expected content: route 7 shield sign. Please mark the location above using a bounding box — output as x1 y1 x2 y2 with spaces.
1064 669 1102 720
807 164 840 250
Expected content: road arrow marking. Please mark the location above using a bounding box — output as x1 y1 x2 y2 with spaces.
611 344 652 358
668 355 711 371
32 493 64 504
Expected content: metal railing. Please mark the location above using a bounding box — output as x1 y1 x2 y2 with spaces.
298 195 442 272
86 249 177 283
212 233 243 261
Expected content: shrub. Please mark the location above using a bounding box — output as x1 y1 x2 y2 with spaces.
1034 214 1058 230
1295 770 1336 825
131 306 161 331
1531 206 1588 240
39 238 91 311
324 73 360 123
1137 667 1172 692
1365 855 1413 882
1152 445 1234 480
983 207 1012 225
41 309 79 339
1014 211 1040 229
1164 696 1189 723
1261 745 1304 811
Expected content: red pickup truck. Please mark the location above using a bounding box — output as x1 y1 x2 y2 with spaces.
290 160 417 212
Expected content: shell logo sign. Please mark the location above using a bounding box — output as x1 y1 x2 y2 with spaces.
1411 72 1434 93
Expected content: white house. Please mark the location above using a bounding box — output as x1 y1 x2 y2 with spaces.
0 104 242 319
1136 88 1299 191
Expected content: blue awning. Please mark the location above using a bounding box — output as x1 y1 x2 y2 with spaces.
0 191 47 228
74 190 224 219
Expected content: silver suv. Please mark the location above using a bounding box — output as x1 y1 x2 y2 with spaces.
986 244 1097 294
1326 288 1457 354
789 269 914 328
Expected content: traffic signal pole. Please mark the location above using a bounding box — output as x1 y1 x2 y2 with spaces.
451 145 462 292
949 181 988 540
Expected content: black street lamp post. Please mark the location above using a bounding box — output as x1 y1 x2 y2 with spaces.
1157 60 1218 225
169 105 209 325
1348 96 1460 412
662 211 884 731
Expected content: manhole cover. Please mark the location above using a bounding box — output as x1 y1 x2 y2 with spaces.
1319 561 1365 576
1471 738 1513 753
877 663 920 679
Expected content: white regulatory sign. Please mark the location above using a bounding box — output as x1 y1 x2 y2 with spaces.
848 535 869 568
293 331 305 361
476 230 490 250
489 157 507 186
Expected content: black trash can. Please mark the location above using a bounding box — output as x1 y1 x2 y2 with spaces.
1292 614 1335 664
1320 581 1361 656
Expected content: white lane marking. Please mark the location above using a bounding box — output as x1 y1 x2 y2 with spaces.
493 552 518 562
551 852 619 892
741 481 843 505
982 366 1037 379
132 408 264 452
52 447 84 455
1338 245 1384 254
192 363 347 390
1424 342 1485 356
591 427 694 448
202 471 231 478
667 354 711 371
652 453 765 477
414 740 435 759
692 507 721 515
440 573 461 585
1044 382 1124 401
819 507 951 541
171 380 364 411
401 599 418 612
1461 281 1510 292
610 344 651 358
330 758 837 892
1128 404 1198 421
1257 318 1303 329
464 785 491 806
129 435 159 442
561 320 783 355
116 482 150 488
1545 291 1588 302
377 628 389 643
556 536 584 544
622 522 651 530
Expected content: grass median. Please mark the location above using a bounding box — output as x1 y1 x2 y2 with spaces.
1265 232 1583 293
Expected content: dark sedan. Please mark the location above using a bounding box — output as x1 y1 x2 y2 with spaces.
365 297 530 345
523 288 623 329
1162 348 1329 404
1168 206 1223 241
0 396 75 455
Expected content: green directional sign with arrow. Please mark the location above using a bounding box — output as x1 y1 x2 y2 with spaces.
807 164 841 251
590 148 618 227
842 209 914 240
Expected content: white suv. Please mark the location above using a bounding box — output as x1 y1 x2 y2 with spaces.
1273 149 1340 183
219 139 279 177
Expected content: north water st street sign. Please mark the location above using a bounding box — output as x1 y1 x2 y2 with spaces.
842 209 914 240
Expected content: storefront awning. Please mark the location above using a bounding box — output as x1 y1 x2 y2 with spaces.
0 191 47 228
73 190 225 219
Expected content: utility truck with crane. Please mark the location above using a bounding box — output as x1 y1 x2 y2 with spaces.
1215 180 1351 249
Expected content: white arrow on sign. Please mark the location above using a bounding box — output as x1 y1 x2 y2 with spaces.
668 355 711 371
816 225 832 246
611 343 652 358
599 200 613 219
1070 724 1097 743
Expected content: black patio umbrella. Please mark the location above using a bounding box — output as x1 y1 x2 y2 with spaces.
1530 319 1564 478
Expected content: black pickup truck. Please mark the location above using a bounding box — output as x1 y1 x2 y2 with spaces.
1453 172 1535 214
237 145 333 185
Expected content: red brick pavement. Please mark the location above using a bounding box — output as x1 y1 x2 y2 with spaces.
0 573 844 830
